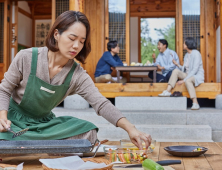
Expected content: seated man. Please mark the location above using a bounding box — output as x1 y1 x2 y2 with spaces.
148 39 180 82
95 40 126 83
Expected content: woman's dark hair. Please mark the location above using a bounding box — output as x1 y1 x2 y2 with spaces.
46 11 91 64
184 37 197 50
159 39 168 48
107 40 118 51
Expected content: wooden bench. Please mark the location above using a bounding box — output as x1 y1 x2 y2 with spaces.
95 83 221 99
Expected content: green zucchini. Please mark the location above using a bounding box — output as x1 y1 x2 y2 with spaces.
142 159 164 170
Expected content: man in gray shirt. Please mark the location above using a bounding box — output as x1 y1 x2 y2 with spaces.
148 39 180 82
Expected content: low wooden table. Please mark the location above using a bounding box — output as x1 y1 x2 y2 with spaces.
1 142 222 170
116 66 158 83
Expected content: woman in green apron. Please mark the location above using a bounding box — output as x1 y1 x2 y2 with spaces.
0 11 152 150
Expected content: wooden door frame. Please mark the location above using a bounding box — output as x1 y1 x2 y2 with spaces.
1 0 11 73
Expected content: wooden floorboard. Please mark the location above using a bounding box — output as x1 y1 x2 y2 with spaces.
95 83 221 99
159 142 185 170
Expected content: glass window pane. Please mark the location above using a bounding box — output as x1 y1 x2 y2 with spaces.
109 0 126 13
140 18 175 64
182 0 200 15
109 0 126 61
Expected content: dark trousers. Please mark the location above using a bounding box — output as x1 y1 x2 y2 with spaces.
148 71 172 83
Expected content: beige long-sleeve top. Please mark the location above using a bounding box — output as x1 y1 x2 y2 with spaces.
0 47 124 126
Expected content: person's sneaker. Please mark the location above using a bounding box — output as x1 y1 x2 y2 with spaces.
191 103 200 110
158 90 171 97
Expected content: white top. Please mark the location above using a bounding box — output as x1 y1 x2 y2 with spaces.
185 54 191 73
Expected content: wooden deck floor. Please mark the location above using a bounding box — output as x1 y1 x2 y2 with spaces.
95 83 221 99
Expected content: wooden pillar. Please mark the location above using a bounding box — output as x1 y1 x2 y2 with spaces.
69 0 84 12
126 0 130 66
84 0 105 81
104 0 108 51
51 0 56 25
3 0 10 73
31 4 35 47
176 0 183 65
200 0 206 81
205 0 216 82
221 0 222 93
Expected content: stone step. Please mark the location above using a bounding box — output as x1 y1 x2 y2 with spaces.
96 125 212 142
52 108 222 127
115 97 187 110
52 107 222 141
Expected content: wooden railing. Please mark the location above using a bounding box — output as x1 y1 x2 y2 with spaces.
95 83 221 99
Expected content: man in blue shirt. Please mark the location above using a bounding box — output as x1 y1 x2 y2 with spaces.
148 39 180 82
95 40 126 83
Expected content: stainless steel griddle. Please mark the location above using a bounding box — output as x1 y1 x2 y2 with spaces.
0 139 100 155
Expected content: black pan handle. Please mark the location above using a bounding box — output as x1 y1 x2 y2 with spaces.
156 160 181 166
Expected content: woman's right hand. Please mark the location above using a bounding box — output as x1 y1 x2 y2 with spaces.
0 110 11 132
0 118 11 132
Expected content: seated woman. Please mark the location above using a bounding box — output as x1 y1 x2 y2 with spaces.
158 37 204 110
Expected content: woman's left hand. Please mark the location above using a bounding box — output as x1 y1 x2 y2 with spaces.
127 126 152 150
117 118 152 150
177 80 184 85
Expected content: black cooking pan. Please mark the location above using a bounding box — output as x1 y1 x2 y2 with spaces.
164 145 208 157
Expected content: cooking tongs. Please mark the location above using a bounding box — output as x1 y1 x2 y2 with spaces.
7 127 29 138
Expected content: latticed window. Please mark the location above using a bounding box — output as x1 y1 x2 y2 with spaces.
108 0 126 62
183 15 200 55
56 0 69 18
109 13 126 61
0 2 4 63
182 0 200 56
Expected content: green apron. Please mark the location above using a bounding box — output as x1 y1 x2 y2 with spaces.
0 47 98 140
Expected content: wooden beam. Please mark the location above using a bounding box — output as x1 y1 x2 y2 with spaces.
51 0 55 25
18 7 32 19
95 83 221 99
131 12 176 17
33 15 51 19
